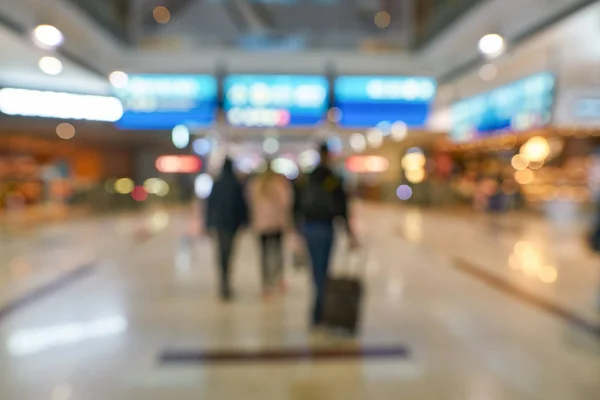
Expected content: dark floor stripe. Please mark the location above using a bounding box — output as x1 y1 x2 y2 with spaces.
453 258 600 339
0 263 96 322
160 345 410 365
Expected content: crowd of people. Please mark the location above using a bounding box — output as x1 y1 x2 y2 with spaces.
205 143 357 328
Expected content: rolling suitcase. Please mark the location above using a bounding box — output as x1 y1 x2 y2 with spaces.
321 250 365 334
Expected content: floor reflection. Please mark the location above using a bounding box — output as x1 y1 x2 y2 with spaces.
7 315 127 356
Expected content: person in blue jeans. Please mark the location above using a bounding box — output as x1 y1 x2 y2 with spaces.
294 143 357 327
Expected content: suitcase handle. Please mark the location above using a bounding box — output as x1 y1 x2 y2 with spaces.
334 243 368 279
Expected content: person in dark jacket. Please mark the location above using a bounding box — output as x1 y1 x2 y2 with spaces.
294 143 357 327
206 158 248 301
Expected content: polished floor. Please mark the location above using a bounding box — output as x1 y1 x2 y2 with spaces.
0 204 599 399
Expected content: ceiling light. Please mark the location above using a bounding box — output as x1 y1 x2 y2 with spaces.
374 11 391 29
479 64 497 81
33 25 63 48
153 6 171 24
109 71 129 89
0 88 124 122
38 56 63 75
478 33 505 58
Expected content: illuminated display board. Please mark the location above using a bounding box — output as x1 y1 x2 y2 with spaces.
115 75 217 129
334 76 437 128
451 72 555 142
224 75 329 127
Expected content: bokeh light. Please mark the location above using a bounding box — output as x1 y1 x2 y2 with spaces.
511 154 529 170
131 186 148 202
263 137 280 154
327 136 343 155
271 157 299 179
195 174 214 199
192 138 212 156
56 123 75 140
390 121 408 141
144 178 168 195
109 71 129 89
298 149 320 172
153 6 171 24
520 136 550 162
376 121 391 137
396 185 413 201
38 56 63 75
479 64 497 81
366 128 383 148
406 168 426 184
350 133 367 152
374 11 391 28
172 125 190 149
514 169 535 185
33 25 64 48
114 178 135 194
478 33 505 58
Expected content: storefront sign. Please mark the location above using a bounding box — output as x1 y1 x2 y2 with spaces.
450 72 555 142
155 155 202 173
572 98 600 120
115 75 217 129
0 88 123 122
334 76 437 128
223 75 329 127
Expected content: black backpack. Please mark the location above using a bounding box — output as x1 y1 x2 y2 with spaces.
300 174 339 221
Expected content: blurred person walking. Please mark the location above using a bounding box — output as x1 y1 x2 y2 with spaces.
248 162 292 298
294 143 357 328
206 158 248 301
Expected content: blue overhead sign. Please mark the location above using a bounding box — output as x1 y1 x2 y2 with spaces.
334 76 437 128
114 75 217 130
451 72 555 142
224 75 329 128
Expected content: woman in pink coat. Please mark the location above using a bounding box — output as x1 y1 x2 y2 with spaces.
248 163 293 297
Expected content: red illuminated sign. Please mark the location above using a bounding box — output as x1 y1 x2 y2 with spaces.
155 155 202 173
345 156 389 173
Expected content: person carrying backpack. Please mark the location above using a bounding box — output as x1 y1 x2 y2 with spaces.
294 143 358 328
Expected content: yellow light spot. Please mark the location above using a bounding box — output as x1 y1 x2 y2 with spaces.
520 136 550 162
406 168 426 184
514 169 534 185
539 266 558 283
114 178 135 194
153 6 171 24
511 154 529 171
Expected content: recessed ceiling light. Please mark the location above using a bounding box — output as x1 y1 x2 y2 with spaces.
38 56 63 75
33 25 64 48
478 33 505 58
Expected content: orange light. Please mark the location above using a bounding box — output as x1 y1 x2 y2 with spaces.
155 155 202 174
345 156 388 173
